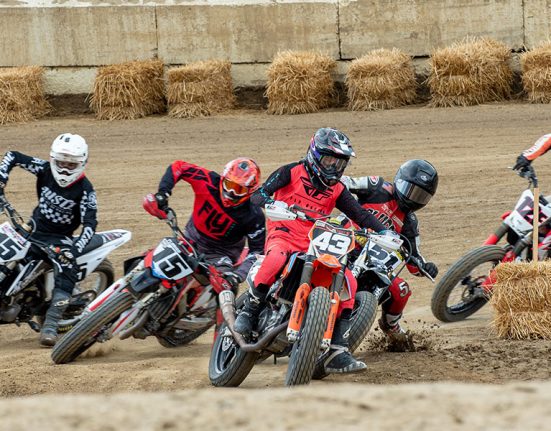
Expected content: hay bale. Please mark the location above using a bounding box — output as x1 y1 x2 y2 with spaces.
490 261 551 339
521 41 551 103
167 60 235 119
266 51 336 115
346 48 417 111
90 59 165 120
0 66 50 125
428 37 513 107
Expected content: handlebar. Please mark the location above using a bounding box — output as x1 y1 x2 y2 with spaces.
514 165 539 188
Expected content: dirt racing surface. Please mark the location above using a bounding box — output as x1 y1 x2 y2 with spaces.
2 103 551 427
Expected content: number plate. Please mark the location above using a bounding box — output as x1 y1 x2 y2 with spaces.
308 221 354 260
151 238 193 280
504 190 551 235
367 241 403 272
0 222 29 263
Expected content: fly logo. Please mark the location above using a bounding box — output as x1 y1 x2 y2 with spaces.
198 201 234 236
299 177 332 200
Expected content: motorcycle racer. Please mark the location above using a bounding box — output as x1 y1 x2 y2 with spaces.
0 133 97 347
342 159 439 343
512 133 551 173
234 127 387 374
149 157 265 290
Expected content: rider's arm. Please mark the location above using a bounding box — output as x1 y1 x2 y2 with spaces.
250 162 296 207
158 160 210 196
401 212 425 276
341 175 381 197
336 188 386 232
523 134 551 161
72 182 98 255
0 151 48 186
233 211 266 281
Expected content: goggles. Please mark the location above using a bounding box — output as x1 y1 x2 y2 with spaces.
319 155 348 171
395 180 433 206
222 178 249 197
55 160 80 171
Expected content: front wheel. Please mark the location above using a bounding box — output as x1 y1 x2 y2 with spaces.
51 291 135 364
208 323 259 387
285 287 331 386
431 245 506 322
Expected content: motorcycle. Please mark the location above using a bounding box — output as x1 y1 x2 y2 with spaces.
51 200 233 364
209 204 369 387
431 166 551 322
0 195 130 333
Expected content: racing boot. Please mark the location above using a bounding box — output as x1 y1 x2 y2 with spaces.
233 288 266 335
39 290 71 347
321 317 367 374
378 312 414 351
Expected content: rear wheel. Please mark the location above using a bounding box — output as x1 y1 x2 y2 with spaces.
431 246 506 322
51 291 134 364
285 287 331 386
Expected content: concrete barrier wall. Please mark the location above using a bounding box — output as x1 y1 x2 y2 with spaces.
1 0 550 94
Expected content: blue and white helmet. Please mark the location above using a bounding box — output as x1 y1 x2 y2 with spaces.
50 133 88 188
305 127 355 188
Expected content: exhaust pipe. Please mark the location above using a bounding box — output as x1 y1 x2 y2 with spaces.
218 290 288 352
118 310 149 340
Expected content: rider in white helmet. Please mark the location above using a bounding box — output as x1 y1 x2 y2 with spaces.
0 133 98 347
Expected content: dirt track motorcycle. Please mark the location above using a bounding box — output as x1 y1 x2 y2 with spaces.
209 204 370 387
0 195 130 333
51 204 233 364
431 166 551 322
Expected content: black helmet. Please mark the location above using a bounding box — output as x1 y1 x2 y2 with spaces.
394 159 438 212
305 128 355 189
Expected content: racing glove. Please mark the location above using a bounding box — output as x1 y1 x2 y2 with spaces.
421 261 438 278
512 154 531 172
51 246 77 269
155 192 170 212
0 181 5 196
222 271 243 289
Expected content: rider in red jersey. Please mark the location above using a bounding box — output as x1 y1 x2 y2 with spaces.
151 158 266 289
343 159 439 342
234 128 387 374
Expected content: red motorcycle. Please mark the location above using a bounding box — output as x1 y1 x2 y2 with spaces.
431 166 551 322
51 196 232 364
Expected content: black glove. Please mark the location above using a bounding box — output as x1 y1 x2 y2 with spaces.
155 192 170 212
0 180 5 196
512 154 531 172
421 261 438 278
222 271 243 289
51 246 76 269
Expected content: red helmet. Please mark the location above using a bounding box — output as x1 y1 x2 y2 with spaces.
220 158 261 207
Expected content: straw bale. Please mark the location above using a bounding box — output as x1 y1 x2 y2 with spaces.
346 48 417 111
90 59 165 120
166 60 235 119
492 311 551 340
428 37 512 107
266 51 336 115
521 41 551 103
0 66 50 125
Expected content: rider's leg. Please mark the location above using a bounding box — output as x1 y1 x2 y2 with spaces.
379 277 411 338
40 264 77 347
323 270 366 374
234 237 291 335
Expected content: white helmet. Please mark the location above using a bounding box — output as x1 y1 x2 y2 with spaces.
50 133 88 188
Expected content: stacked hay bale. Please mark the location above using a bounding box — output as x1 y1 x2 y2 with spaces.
266 51 336 115
428 37 513 107
90 59 165 120
167 60 235 118
0 66 50 125
490 261 551 339
521 41 551 103
346 48 417 111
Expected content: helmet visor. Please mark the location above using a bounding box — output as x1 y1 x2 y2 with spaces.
320 155 348 171
222 178 249 197
395 180 433 206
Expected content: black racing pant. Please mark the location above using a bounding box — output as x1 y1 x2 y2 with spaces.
28 231 79 295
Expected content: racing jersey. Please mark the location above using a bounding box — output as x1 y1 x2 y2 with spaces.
523 134 551 161
0 151 97 254
251 161 386 242
158 160 266 276
344 175 426 274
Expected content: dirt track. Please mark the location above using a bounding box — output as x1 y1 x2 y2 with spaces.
2 104 551 402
